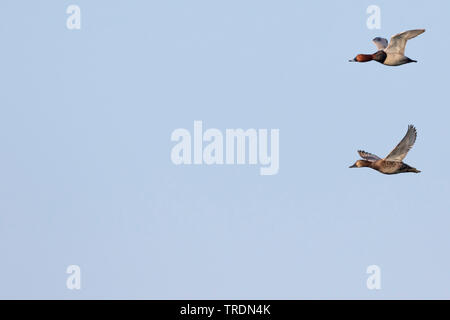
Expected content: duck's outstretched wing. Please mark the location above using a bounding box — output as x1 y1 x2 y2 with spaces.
373 37 388 50
358 150 381 162
384 125 417 162
384 29 425 55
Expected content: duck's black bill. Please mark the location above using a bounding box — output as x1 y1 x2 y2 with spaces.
349 164 357 168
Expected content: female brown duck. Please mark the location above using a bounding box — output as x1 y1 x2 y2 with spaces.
350 125 420 174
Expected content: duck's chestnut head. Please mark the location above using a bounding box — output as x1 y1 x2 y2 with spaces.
349 160 369 168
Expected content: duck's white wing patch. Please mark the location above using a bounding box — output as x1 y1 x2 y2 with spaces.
384 29 425 55
372 37 388 50
384 125 417 162
358 150 381 162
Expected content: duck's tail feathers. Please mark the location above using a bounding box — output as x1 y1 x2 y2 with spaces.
403 163 421 173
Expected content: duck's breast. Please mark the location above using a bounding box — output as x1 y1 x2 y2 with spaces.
374 160 402 174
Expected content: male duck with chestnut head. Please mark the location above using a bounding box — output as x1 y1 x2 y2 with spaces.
349 29 425 66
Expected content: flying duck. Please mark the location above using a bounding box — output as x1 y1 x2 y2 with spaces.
349 29 425 66
350 125 421 174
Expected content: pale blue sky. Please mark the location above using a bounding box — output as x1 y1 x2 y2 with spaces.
0 0 449 299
